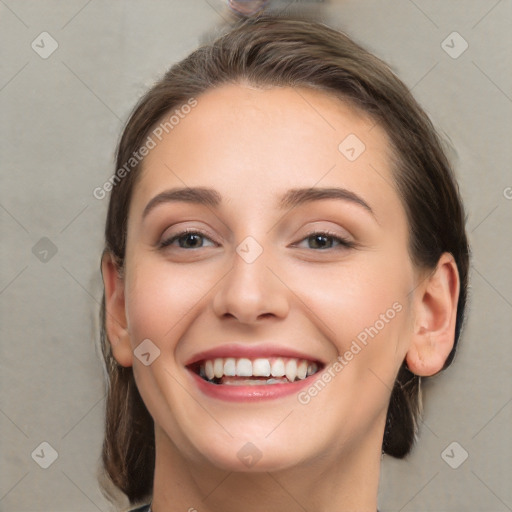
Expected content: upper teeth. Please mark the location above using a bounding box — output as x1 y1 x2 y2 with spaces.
199 357 319 382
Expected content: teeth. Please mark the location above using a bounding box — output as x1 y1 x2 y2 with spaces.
285 359 297 382
224 358 236 377
307 362 318 376
214 358 224 378
297 360 307 380
236 358 252 377
252 358 271 377
205 360 214 380
223 377 289 386
196 356 320 383
271 358 285 377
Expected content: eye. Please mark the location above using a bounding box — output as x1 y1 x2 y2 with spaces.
158 229 354 251
159 229 217 249
294 230 355 250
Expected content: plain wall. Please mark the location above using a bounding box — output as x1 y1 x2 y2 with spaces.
1 1 511 511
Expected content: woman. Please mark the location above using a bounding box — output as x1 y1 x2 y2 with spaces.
98 14 469 512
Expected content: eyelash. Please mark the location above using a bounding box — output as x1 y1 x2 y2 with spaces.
158 228 356 251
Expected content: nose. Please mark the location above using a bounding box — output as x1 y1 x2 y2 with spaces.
212 243 289 325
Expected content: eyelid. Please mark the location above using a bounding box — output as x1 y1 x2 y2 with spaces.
158 227 356 251
159 228 218 248
292 229 356 249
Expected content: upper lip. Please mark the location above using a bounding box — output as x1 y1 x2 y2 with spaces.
185 343 326 367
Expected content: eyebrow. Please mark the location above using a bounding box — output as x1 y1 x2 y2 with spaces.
142 186 376 220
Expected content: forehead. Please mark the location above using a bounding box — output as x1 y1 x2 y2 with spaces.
130 83 404 228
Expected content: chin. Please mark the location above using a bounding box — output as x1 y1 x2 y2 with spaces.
202 446 304 473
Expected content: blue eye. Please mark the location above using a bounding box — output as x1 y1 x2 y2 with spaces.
159 230 216 249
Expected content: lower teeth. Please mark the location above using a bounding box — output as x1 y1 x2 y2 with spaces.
208 376 291 386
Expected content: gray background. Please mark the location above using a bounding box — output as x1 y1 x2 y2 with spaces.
1 1 511 511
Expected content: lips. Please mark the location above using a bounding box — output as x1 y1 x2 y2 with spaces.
189 356 321 385
184 344 325 394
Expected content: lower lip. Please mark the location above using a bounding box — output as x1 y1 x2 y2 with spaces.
187 369 321 402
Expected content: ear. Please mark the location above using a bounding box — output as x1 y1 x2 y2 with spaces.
406 252 460 377
101 251 133 367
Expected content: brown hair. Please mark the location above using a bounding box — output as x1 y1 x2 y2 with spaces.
98 14 470 505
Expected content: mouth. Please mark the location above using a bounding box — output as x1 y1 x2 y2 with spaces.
187 356 324 386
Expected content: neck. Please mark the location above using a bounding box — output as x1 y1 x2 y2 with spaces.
150 425 382 512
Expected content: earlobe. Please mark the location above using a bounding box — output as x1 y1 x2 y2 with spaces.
406 253 460 377
101 252 133 368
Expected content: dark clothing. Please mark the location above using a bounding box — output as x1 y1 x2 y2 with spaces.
128 503 379 511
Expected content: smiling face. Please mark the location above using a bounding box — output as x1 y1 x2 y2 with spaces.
106 83 423 473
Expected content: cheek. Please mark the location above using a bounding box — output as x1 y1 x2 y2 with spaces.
296 253 410 332
124 256 212 345
288 249 413 380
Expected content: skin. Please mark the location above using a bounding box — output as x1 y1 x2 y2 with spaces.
102 83 460 512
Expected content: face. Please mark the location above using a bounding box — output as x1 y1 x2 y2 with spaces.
116 84 420 472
